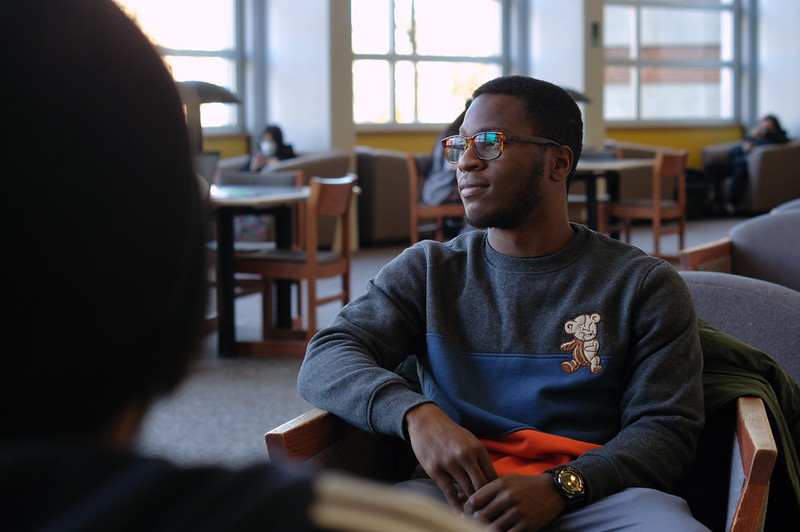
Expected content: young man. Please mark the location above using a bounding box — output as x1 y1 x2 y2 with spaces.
298 76 708 531
0 1 482 530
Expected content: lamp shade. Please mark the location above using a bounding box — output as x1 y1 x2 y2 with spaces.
176 81 241 153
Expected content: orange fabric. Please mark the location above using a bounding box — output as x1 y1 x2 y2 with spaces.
480 429 602 477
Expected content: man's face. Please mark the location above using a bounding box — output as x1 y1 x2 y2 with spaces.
456 93 548 230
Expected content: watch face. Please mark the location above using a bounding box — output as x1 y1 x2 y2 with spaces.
558 469 584 497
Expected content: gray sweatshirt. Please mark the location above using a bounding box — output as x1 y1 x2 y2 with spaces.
298 225 704 505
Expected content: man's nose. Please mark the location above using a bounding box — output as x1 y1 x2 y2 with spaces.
457 143 486 172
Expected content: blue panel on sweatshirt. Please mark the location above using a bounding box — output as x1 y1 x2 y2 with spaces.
419 334 622 444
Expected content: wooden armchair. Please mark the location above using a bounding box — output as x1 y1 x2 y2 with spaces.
267 271 800 531
266 399 776 531
266 408 417 482
607 150 689 260
234 175 357 356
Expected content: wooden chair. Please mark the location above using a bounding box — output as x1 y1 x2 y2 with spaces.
728 397 779 532
204 170 306 335
567 192 613 234
679 270 800 531
234 175 357 356
267 271 799 531
607 150 688 260
408 154 465 244
265 399 777 531
680 210 800 292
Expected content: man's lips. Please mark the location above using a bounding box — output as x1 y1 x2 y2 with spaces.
459 181 488 199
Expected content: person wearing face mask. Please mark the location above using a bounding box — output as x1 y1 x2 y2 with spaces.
236 125 298 241
243 125 297 173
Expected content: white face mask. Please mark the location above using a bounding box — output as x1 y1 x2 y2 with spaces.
260 140 276 157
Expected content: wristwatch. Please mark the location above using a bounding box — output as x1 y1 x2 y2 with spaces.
549 465 586 509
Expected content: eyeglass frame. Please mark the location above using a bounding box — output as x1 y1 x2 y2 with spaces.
441 131 562 165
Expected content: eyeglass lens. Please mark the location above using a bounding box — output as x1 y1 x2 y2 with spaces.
443 132 504 163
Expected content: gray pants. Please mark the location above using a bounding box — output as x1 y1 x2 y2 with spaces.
543 487 710 531
396 479 710 532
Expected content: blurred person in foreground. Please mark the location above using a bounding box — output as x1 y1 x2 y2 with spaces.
299 76 709 531
0 1 483 531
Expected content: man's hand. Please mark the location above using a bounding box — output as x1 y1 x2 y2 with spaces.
464 474 566 532
405 403 498 509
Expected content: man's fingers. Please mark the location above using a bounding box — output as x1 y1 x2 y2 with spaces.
430 472 462 510
477 451 499 482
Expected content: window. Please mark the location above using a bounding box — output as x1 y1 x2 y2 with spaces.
114 0 241 130
351 0 505 125
604 0 738 122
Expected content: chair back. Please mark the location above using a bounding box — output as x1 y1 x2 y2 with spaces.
216 169 303 187
680 271 800 381
770 198 800 213
652 150 688 207
304 175 357 261
729 210 800 292
355 147 414 244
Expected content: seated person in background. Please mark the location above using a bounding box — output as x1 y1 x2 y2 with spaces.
244 124 297 173
299 76 709 532
705 114 790 214
237 125 297 241
0 2 482 531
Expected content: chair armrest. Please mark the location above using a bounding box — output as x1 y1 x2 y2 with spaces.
265 408 418 482
266 408 356 462
728 397 778 532
679 238 733 272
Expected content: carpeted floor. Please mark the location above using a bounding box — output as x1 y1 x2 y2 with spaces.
136 216 746 468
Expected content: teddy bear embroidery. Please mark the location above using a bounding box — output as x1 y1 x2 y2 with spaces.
559 313 603 374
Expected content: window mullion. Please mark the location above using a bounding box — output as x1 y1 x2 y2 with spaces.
390 0 397 124
634 5 642 120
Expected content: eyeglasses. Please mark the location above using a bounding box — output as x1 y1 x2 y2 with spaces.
441 131 561 164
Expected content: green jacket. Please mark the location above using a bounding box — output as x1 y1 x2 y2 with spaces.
679 320 800 531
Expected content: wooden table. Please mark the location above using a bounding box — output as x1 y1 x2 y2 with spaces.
574 158 654 231
210 185 309 357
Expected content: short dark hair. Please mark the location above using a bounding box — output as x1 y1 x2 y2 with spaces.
1 0 207 438
472 76 584 185
264 125 287 146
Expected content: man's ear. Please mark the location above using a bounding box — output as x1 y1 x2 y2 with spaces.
550 145 574 182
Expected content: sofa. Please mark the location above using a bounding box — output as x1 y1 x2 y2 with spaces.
218 149 353 184
702 139 800 213
355 146 423 245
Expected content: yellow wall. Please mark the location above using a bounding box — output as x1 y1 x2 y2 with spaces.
355 129 441 154
203 133 251 158
212 125 744 169
357 126 744 169
606 125 743 168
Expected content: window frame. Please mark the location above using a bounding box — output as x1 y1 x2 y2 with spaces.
352 0 513 129
115 0 245 134
603 0 746 126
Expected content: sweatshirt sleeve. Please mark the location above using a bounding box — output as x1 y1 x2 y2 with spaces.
297 245 434 440
570 261 706 504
